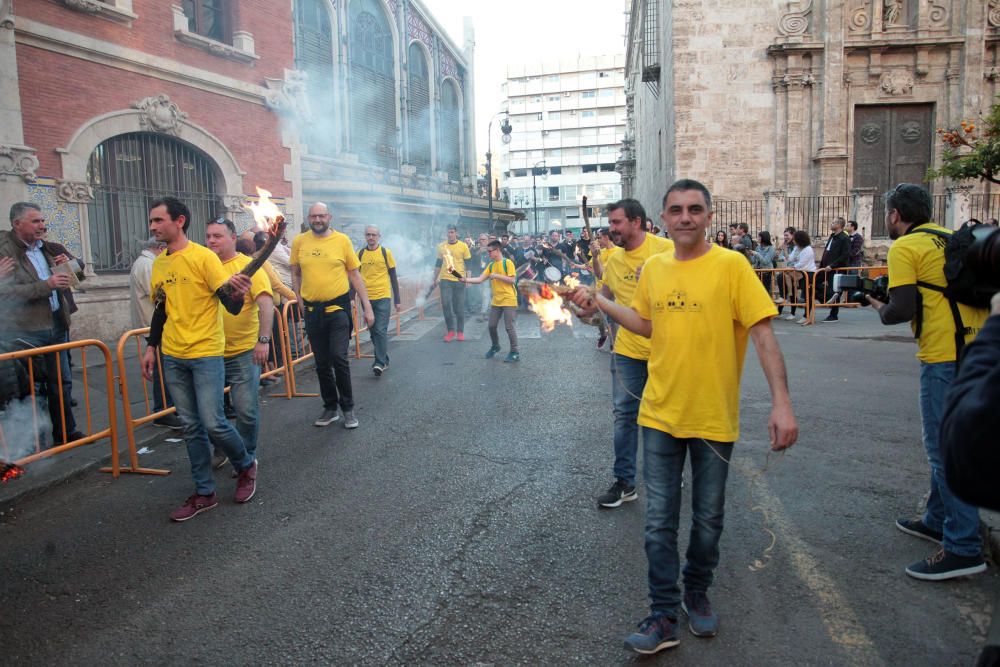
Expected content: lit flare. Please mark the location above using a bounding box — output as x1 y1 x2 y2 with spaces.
245 187 283 232
528 283 573 332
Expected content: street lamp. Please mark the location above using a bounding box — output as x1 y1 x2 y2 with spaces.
486 112 512 231
531 160 548 237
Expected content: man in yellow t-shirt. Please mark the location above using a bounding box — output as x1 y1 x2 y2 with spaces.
206 219 273 468
358 225 401 376
430 224 472 342
461 240 519 362
586 200 673 510
141 198 259 522
866 183 989 582
291 202 374 430
575 180 797 653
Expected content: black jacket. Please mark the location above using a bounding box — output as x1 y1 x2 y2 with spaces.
819 231 850 269
942 314 1000 511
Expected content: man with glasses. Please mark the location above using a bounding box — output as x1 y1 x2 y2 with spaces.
357 225 400 376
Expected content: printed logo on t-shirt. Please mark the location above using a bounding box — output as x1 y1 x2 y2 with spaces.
309 248 325 257
666 290 701 313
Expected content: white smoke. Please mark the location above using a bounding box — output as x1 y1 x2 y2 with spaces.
1 396 50 462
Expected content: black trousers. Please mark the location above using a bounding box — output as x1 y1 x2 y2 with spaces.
303 308 353 411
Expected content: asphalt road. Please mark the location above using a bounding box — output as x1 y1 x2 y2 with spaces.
0 307 994 665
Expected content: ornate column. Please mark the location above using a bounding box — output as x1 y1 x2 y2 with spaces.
0 1 36 225
945 184 973 230
850 187 877 241
764 189 787 239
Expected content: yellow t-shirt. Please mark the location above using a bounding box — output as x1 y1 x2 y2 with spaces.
887 223 989 363
290 231 360 313
150 242 229 359
603 234 674 360
437 240 472 282
596 246 620 289
632 245 778 442
358 245 396 301
483 258 518 307
220 254 273 358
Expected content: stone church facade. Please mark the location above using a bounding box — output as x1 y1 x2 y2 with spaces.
620 0 999 235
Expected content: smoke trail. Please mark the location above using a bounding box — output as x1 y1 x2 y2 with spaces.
1 396 49 462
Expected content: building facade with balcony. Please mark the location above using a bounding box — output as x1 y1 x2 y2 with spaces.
621 0 1000 239
499 55 626 236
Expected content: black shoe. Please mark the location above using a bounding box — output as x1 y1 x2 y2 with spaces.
372 364 385 376
314 408 340 427
54 430 86 446
153 414 184 430
905 548 987 581
70 399 78 407
598 479 638 508
895 517 943 545
820 315 839 323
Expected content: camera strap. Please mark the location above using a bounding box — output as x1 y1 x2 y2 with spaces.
916 280 968 357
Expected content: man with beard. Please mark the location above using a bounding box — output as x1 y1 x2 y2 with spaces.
292 202 374 429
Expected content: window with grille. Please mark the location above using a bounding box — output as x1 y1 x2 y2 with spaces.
407 43 431 174
294 0 335 156
182 0 229 42
87 132 223 273
439 79 462 181
349 0 397 169
642 0 660 91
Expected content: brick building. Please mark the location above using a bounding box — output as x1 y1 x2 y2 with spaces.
0 0 505 341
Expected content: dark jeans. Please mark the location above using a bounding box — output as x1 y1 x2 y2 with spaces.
611 353 648 487
3 322 77 442
304 307 353 411
488 305 518 352
643 427 732 615
439 280 466 333
369 298 392 368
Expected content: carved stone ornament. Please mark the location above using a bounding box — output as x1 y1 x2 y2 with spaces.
62 0 104 13
132 95 187 135
1 0 13 29
264 69 312 122
990 0 1000 28
56 180 94 203
879 70 914 96
927 0 948 27
777 0 812 36
882 0 903 28
0 145 40 183
848 0 871 33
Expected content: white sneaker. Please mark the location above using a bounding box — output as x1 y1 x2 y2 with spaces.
782 314 796 321
773 296 786 304
797 317 809 325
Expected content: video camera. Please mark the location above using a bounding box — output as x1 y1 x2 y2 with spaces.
833 274 890 305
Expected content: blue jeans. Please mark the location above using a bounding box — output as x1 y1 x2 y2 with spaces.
162 354 253 495
919 361 981 556
369 298 392 368
224 349 261 460
611 353 648 486
3 321 76 441
643 427 732 615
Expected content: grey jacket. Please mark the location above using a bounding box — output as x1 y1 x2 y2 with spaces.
0 230 82 332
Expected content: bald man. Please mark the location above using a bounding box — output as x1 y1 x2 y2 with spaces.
357 225 401 376
291 202 374 429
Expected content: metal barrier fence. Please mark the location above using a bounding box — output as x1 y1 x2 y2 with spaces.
754 268 814 322
809 265 888 323
0 339 123 474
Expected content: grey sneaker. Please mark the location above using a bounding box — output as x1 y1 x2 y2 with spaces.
372 363 385 376
682 590 719 637
314 408 340 427
343 410 359 429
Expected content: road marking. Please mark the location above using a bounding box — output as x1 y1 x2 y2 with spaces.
752 477 884 665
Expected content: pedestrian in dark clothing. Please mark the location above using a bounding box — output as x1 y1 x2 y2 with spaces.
817 218 851 322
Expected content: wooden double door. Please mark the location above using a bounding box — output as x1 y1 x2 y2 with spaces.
853 104 934 195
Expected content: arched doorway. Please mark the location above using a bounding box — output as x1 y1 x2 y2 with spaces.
294 0 336 156
407 42 432 175
439 78 462 182
86 132 223 272
349 0 397 170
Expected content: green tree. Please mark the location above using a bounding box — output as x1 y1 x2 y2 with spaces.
927 99 1000 184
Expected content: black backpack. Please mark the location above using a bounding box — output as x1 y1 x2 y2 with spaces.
913 224 991 354
358 246 388 266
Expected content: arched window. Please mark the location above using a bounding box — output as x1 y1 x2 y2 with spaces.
439 79 462 182
349 0 397 169
407 42 431 175
87 133 222 273
294 0 336 156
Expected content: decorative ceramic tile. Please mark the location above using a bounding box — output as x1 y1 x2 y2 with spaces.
28 183 83 257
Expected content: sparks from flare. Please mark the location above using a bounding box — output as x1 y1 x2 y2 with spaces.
245 187 283 232
528 283 573 332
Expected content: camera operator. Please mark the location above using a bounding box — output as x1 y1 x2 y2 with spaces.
866 183 989 581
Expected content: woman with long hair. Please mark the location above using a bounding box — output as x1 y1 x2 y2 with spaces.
790 230 815 325
714 230 729 248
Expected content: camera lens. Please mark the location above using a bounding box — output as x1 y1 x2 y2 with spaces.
967 226 1000 284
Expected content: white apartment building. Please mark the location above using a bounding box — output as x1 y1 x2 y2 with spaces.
499 55 626 236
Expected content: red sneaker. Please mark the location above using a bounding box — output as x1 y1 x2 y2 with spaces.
456 332 465 342
170 492 218 522
443 331 456 342
234 460 258 503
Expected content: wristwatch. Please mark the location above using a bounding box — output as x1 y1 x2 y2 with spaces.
257 335 270 344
